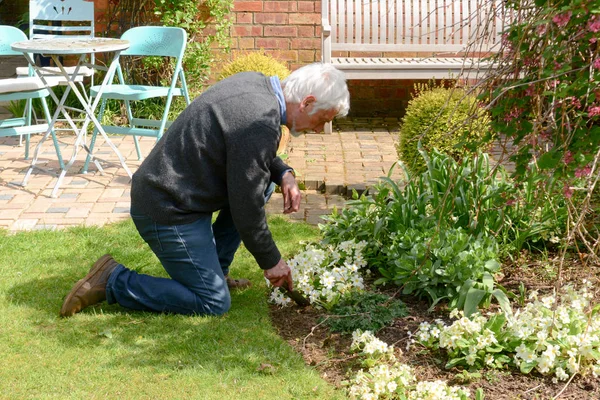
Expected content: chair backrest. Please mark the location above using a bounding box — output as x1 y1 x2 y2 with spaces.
0 26 29 57
29 0 95 40
120 26 187 59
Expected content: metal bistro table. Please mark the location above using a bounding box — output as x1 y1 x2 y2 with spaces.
11 37 132 198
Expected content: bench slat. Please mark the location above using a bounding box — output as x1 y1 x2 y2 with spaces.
331 57 495 79
331 43 470 52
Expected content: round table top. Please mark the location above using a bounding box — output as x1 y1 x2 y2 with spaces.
11 38 130 55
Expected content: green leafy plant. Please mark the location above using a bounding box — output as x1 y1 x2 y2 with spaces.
398 82 490 174
320 150 509 313
6 100 27 119
218 52 290 81
320 147 569 314
455 272 512 317
323 291 407 334
376 225 502 314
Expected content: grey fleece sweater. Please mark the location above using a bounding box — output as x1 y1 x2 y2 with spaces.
131 72 291 270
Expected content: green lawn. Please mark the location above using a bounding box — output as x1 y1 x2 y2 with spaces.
0 217 343 399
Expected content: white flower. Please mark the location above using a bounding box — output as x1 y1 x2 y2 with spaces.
543 344 560 360
592 361 600 378
516 344 530 360
567 356 580 374
386 380 397 392
536 355 553 374
523 350 537 364
465 353 477 366
418 331 430 342
541 295 555 308
555 367 569 381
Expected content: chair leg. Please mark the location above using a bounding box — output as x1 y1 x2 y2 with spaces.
133 135 142 160
179 70 191 105
124 100 144 160
157 93 175 139
41 97 65 170
82 98 107 173
23 99 33 158
325 121 333 134
24 134 30 160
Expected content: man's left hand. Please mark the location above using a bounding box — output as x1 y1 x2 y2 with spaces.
281 171 301 214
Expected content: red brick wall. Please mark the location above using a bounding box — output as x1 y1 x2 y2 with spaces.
231 0 322 70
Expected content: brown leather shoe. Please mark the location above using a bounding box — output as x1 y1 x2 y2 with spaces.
225 275 251 290
59 254 119 317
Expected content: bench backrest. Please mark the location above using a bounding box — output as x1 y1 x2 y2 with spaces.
29 0 95 40
322 0 508 53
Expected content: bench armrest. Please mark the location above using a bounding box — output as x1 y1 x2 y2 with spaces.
321 18 331 36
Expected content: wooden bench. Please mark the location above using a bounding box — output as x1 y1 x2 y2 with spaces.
321 0 508 131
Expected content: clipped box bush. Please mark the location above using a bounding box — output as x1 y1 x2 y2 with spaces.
218 52 290 81
398 83 490 174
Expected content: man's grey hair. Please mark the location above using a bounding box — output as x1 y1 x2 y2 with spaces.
282 63 350 117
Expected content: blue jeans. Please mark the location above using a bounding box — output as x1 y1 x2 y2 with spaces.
106 183 275 316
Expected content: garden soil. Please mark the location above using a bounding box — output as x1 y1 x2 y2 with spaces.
269 260 600 400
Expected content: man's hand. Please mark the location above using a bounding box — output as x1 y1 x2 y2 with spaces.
264 258 293 291
281 170 301 214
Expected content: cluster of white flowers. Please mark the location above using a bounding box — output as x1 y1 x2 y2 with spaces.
409 380 471 400
507 281 600 380
348 363 415 400
417 282 600 381
348 330 472 400
268 240 368 308
351 330 397 364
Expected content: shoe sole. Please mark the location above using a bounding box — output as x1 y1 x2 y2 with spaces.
59 254 115 317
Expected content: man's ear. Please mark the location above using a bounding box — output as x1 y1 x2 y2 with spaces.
300 95 316 112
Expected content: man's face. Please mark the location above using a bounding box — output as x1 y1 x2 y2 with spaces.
289 98 338 136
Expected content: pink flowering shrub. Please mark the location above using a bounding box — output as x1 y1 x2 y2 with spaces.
552 11 571 27
588 15 600 32
481 0 600 183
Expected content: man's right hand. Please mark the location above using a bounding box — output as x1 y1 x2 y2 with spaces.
264 258 293 291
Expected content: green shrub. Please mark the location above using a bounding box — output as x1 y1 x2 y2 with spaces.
218 52 290 81
323 291 407 334
398 83 490 174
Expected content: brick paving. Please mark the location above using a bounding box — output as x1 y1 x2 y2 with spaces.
0 114 405 232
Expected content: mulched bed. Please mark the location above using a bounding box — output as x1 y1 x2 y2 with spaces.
269 259 600 399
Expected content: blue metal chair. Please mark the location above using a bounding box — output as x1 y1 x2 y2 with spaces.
0 25 64 169
82 26 190 173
